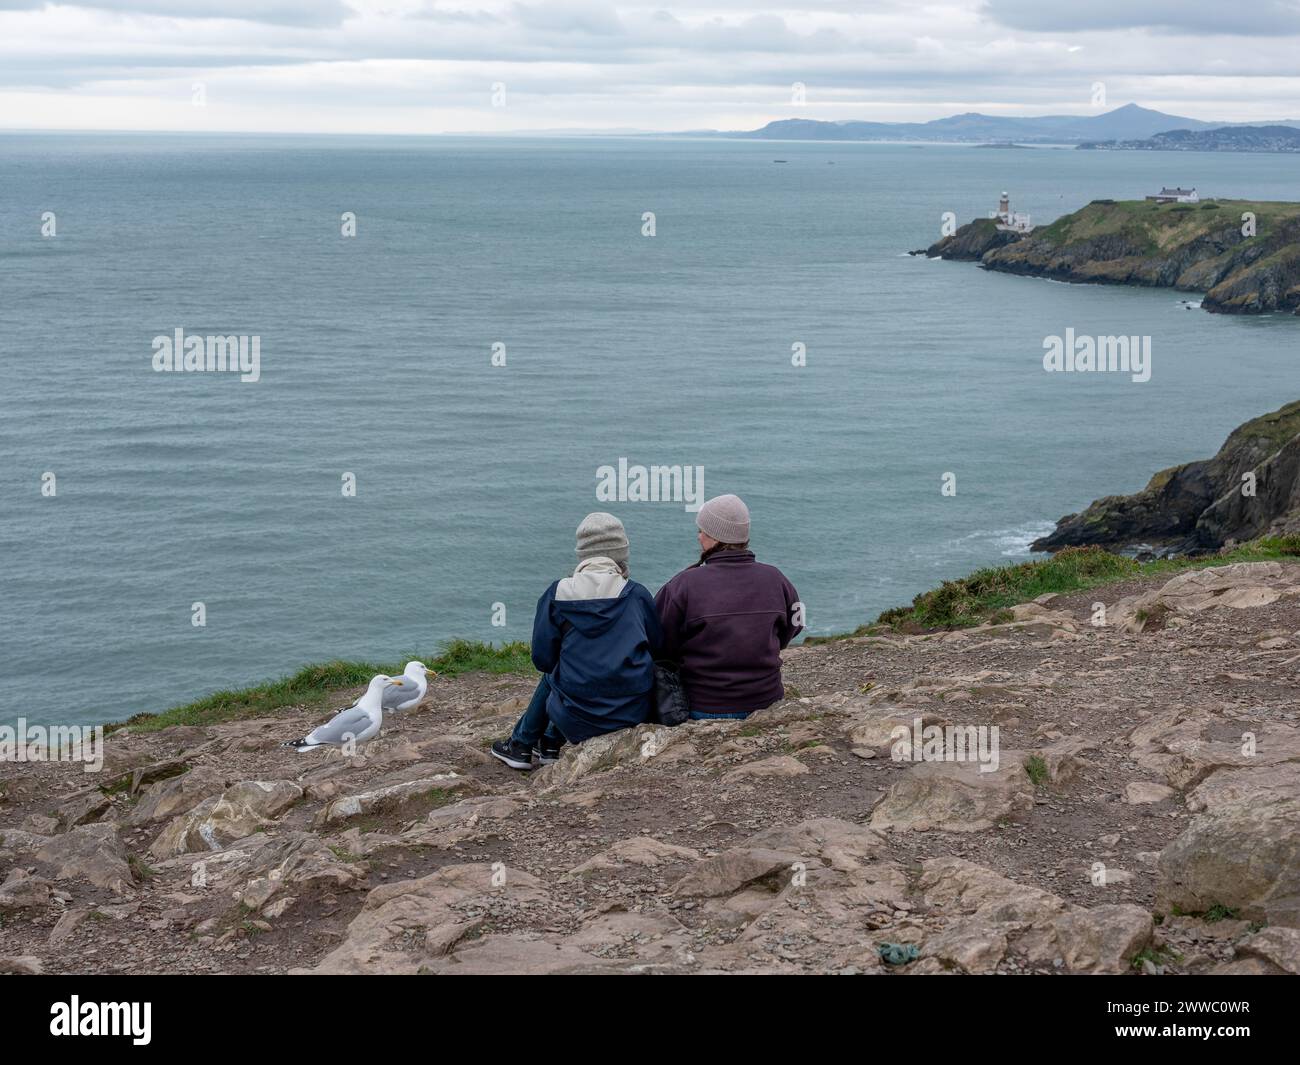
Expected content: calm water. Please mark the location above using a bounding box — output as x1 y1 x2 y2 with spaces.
2 134 1298 727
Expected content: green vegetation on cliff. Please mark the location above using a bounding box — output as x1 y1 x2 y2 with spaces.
124 535 1300 728
816 537 1300 637
1033 197 1300 252
113 639 533 734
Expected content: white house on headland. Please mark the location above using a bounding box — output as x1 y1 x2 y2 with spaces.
1146 187 1199 204
990 191 1034 232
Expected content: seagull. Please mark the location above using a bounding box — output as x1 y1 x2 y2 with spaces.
385 661 436 712
282 674 404 752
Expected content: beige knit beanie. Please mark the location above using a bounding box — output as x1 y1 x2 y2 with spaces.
575 512 629 566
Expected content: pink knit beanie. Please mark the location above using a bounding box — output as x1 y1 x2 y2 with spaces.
696 494 750 544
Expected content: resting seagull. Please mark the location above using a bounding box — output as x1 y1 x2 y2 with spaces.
283 674 404 752
385 661 436 712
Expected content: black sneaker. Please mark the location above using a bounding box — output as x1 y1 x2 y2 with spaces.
490 738 534 770
533 739 564 765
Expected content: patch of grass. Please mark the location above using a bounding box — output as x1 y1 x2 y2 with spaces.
416 787 460 810
738 725 763 737
327 845 364 864
873 545 1135 630
1132 945 1182 970
1033 198 1300 256
1023 755 1049 787
127 854 155 882
100 761 188 797
109 639 534 733
347 787 461 834
1167 902 1243 924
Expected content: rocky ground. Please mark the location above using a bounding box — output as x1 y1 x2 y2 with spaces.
3 561 1299 976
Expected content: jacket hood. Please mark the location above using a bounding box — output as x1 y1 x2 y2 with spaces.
554 557 634 638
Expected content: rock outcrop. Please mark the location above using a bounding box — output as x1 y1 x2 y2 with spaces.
150 780 303 858
1032 398 1300 553
925 198 1300 315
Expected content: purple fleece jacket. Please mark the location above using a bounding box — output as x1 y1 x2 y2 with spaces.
653 550 802 713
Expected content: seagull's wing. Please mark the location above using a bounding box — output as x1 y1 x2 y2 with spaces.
383 677 425 710
306 705 375 746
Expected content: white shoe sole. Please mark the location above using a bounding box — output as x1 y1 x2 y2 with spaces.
490 747 532 770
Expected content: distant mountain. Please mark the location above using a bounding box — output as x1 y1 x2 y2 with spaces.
1080 125 1300 153
723 104 1300 144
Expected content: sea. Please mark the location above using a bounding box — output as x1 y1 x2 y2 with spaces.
2 132 1298 727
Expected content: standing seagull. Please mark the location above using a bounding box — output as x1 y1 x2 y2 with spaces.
283 674 404 752
385 661 436 712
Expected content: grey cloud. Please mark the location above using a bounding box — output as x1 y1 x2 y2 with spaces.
4 1 1300 129
982 0 1300 36
512 0 624 35
0 0 353 27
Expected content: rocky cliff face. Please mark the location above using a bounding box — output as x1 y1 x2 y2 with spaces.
4 563 1300 975
920 218 1022 261
925 200 1300 315
1033 400 1300 554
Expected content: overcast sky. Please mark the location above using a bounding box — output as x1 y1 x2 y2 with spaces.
3 0 1300 133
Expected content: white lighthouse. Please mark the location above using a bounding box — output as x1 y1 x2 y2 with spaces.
990 190 1034 233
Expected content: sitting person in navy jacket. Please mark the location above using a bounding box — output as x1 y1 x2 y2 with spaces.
491 513 662 771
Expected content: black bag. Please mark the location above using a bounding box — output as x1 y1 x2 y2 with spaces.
651 661 691 727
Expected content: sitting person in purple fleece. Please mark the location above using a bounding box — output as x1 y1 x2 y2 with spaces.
654 494 802 720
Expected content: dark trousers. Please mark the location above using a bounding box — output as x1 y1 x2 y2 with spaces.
510 676 567 748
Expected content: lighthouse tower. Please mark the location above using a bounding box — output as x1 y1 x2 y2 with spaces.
998 191 1010 222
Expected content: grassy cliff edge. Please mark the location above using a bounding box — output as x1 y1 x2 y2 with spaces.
122 536 1300 732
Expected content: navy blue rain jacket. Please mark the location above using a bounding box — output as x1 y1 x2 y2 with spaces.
532 576 663 743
